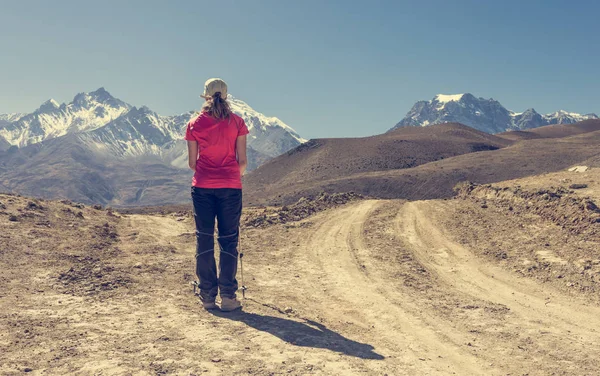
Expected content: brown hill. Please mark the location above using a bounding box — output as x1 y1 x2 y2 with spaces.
245 122 600 205
498 119 600 141
581 154 600 168
245 122 511 194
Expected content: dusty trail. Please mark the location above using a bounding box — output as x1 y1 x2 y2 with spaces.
286 198 600 374
400 201 600 335
299 200 495 375
126 199 600 375
395 200 600 374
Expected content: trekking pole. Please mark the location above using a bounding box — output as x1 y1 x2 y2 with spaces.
239 229 247 299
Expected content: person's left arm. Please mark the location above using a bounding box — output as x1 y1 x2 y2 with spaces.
187 140 198 171
184 120 198 171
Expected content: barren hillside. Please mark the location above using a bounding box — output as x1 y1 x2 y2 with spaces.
246 123 511 188
497 118 600 140
245 122 600 205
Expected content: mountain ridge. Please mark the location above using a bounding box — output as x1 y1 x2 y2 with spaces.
0 88 305 205
392 93 598 134
0 88 305 169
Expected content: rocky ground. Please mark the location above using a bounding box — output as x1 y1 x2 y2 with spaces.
1 167 599 375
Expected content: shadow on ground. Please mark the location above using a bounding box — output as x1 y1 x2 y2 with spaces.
209 307 384 360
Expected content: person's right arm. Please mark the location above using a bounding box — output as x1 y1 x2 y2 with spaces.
236 135 248 176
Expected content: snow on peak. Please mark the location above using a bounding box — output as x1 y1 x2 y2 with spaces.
548 110 582 117
228 95 307 144
393 92 598 134
0 113 25 123
434 94 465 104
2 89 306 167
1 90 132 147
39 98 60 109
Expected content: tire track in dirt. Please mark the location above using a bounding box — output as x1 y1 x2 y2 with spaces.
304 200 495 375
396 200 600 373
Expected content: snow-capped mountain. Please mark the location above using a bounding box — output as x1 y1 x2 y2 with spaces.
391 93 598 134
80 106 187 157
0 88 131 147
229 96 306 157
0 88 306 205
0 88 305 171
0 113 26 126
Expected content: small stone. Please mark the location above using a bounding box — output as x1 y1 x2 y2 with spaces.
9 214 18 222
24 368 33 373
211 358 221 363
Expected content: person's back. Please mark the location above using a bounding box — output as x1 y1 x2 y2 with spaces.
187 112 247 189
184 78 249 312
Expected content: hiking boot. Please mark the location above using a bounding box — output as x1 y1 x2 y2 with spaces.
220 297 242 312
200 299 218 310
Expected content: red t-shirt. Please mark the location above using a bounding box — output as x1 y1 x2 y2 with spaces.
184 112 249 189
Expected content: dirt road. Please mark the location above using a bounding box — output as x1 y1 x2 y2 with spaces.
2 193 600 375
397 201 600 375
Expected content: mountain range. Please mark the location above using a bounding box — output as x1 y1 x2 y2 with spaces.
0 88 305 205
3 88 599 206
0 88 305 166
391 93 598 134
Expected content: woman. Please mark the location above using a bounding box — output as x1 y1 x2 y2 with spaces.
184 78 249 311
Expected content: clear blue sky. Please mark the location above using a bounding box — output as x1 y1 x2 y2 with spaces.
1 0 598 138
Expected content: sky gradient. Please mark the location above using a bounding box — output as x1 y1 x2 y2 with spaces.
1 0 599 139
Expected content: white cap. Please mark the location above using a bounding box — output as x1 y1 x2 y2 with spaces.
202 78 228 99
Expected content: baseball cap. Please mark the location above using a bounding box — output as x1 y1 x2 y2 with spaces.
202 78 228 99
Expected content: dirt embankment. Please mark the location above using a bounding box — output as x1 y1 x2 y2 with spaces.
447 178 600 303
455 182 600 239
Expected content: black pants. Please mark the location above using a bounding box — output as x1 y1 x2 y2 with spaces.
191 187 242 300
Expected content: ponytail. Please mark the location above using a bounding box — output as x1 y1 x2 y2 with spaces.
201 92 232 120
